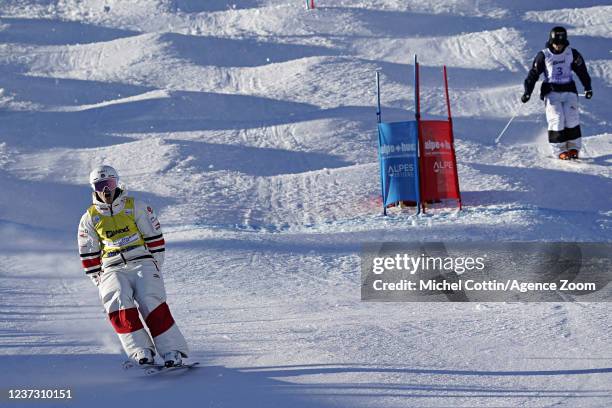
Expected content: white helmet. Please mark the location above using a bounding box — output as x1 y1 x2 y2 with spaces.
89 165 119 193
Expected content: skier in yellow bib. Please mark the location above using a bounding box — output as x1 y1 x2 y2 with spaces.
77 165 188 367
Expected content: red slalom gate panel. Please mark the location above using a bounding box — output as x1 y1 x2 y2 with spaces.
418 120 461 207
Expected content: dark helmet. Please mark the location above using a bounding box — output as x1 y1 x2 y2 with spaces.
548 26 569 47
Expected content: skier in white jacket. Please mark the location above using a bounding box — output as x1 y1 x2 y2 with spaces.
77 165 189 367
521 26 592 160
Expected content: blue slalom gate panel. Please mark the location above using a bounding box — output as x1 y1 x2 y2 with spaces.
377 121 420 213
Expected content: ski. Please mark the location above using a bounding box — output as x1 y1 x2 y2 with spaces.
569 157 594 164
141 362 200 376
122 360 200 375
546 157 593 168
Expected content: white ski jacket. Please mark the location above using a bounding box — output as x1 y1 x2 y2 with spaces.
77 186 165 283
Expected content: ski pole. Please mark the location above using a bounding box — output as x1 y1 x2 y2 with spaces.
495 103 523 144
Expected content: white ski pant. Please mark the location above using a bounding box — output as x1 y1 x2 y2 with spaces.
544 92 582 156
98 260 188 360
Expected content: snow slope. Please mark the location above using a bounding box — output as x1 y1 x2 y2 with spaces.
1 0 611 407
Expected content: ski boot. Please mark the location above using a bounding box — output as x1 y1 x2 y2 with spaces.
568 149 579 159
162 351 183 368
133 348 154 365
558 151 571 160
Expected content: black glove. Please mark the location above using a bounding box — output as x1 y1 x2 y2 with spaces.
521 93 530 103
585 90 592 99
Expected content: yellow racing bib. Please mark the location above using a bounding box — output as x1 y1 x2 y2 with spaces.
88 197 145 259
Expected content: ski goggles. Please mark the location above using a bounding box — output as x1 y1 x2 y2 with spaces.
93 178 118 193
551 34 567 45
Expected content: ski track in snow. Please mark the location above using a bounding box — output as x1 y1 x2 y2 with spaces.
0 1 611 407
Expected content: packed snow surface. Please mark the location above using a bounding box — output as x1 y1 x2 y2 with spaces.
0 0 611 407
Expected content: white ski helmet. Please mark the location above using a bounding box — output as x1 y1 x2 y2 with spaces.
89 165 119 193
